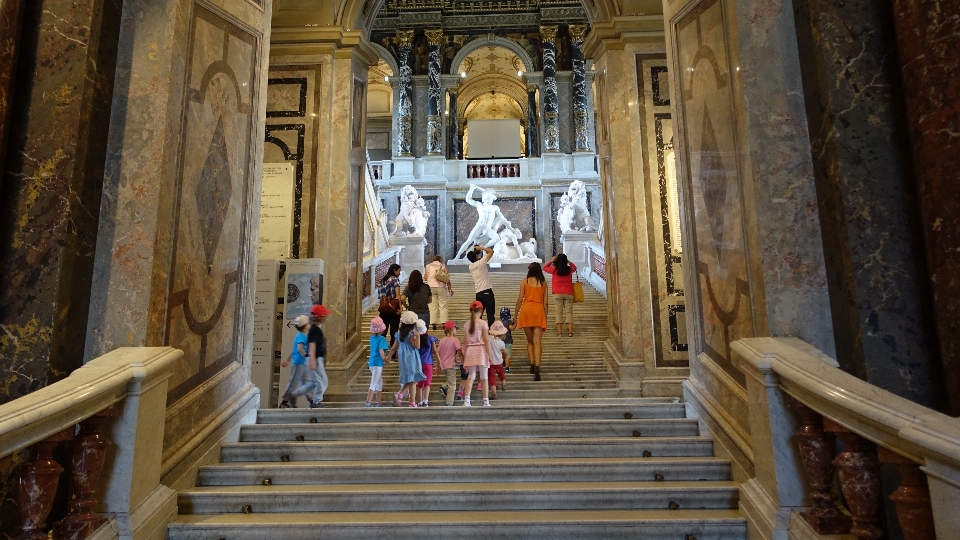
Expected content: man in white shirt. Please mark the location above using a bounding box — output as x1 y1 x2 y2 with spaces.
467 245 495 324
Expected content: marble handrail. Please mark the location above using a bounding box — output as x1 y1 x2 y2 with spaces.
732 337 960 468
732 336 953 539
0 347 181 459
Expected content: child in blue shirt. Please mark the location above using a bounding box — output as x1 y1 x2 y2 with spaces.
280 316 311 408
366 317 390 407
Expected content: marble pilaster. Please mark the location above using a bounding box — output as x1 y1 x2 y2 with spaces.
447 90 459 159
0 0 122 403
526 85 540 158
425 30 443 156
889 0 960 416
395 30 414 157
0 0 24 173
569 25 590 152
793 0 942 409
540 26 560 153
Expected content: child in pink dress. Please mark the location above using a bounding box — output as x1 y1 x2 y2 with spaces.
461 300 491 407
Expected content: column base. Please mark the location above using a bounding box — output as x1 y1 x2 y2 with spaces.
572 151 599 177
391 156 416 183
420 155 447 182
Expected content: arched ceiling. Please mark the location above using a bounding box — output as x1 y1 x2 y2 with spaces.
457 45 526 78
464 92 524 120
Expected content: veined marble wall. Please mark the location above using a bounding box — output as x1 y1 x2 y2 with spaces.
81 0 271 487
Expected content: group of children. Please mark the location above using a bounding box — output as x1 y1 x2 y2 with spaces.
366 301 515 407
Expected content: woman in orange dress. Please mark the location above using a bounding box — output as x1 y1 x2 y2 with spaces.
515 262 548 380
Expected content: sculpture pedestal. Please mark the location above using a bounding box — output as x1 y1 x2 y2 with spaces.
389 234 427 276
561 230 599 269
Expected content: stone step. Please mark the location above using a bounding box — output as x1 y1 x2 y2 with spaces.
177 480 740 514
238 418 700 442
196 456 733 486
255 402 686 424
168 509 747 540
315 388 649 404
219 436 716 462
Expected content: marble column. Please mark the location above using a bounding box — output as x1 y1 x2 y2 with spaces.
425 30 443 156
569 24 590 152
540 26 560 153
447 89 459 159
526 84 540 158
793 0 943 409
0 0 25 173
0 0 122 403
889 0 960 416
395 30 414 157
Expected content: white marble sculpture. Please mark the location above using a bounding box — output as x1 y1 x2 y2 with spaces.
452 184 540 263
454 184 512 259
557 180 597 233
391 184 430 236
519 238 538 259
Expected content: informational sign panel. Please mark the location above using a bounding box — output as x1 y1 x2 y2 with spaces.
258 163 295 259
251 260 279 407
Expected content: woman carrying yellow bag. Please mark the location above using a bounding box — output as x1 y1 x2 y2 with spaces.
544 253 578 337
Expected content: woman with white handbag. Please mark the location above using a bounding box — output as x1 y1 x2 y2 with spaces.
424 255 453 329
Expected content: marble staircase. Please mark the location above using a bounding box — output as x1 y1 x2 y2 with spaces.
166 272 746 539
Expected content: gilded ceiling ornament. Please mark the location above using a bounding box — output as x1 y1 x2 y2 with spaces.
539 26 558 44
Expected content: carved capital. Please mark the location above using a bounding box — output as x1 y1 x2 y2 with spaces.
425 29 444 47
539 26 558 44
395 30 414 48
569 24 589 44
527 84 538 93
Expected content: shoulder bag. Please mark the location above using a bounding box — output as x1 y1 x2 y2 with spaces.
572 273 585 303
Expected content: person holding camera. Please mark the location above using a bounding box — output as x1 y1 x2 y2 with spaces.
466 245 496 324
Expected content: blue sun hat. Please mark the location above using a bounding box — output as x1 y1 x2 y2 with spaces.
499 307 512 321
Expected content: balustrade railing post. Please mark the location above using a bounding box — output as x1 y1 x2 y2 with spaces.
877 447 935 540
53 406 117 540
16 429 73 540
787 397 852 534
825 419 885 540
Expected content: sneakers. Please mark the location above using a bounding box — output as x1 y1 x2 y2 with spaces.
455 389 464 401
420 401 429 407
439 385 448 397
395 392 404 406
279 400 294 409
408 401 419 408
309 401 324 409
483 399 492 407
463 397 471 407
375 402 383 407
505 367 511 374
364 402 372 408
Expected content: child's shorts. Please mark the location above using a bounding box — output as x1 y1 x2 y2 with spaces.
488 364 506 383
417 364 434 388
464 365 489 379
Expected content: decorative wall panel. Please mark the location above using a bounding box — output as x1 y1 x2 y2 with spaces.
165 4 260 404
638 55 688 368
673 0 755 385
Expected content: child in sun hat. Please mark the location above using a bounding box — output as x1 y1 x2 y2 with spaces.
499 307 514 373
279 315 311 408
437 321 463 406
415 319 440 406
385 310 426 406
462 300 492 407
366 317 390 407
487 320 509 398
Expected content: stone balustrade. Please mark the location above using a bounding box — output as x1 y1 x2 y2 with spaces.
732 337 953 540
581 241 606 298
0 347 182 540
466 160 521 179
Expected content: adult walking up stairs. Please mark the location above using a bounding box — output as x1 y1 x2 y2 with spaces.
168 272 746 539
